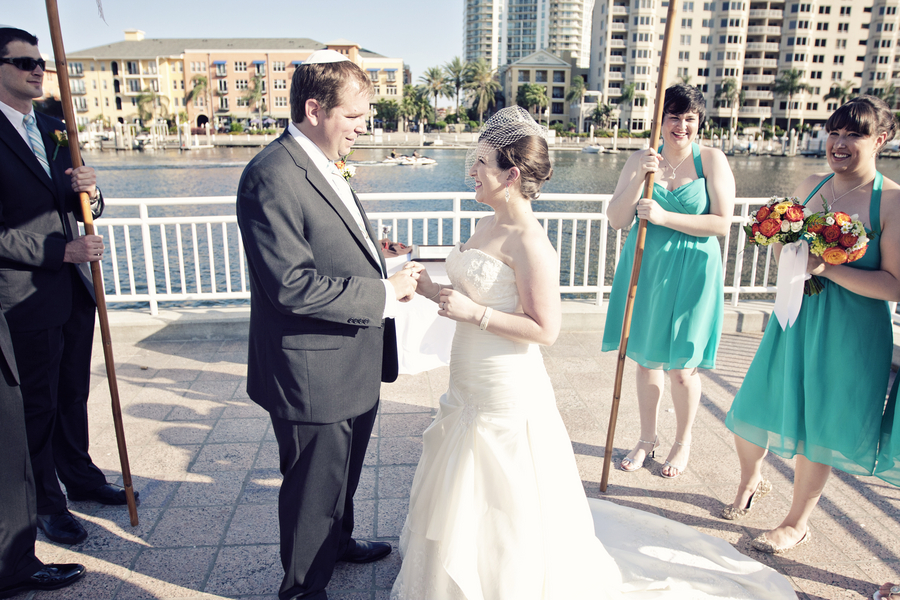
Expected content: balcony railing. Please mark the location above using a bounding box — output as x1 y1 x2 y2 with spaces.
747 25 782 34
743 58 779 68
88 194 798 318
748 9 783 18
742 74 775 83
745 42 780 51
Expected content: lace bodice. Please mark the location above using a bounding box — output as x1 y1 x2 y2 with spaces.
445 244 518 313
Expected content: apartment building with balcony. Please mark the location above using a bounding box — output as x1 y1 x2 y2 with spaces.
66 30 404 129
590 0 889 132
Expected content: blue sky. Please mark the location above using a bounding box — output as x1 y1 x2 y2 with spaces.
5 0 463 106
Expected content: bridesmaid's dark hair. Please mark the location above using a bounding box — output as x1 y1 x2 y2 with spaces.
663 85 707 129
825 95 898 153
495 136 553 200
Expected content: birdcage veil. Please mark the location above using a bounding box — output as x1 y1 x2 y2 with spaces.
464 106 549 190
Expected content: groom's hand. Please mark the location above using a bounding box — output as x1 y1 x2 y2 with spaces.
388 267 419 302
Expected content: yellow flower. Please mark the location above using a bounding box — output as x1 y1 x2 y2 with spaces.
772 201 792 216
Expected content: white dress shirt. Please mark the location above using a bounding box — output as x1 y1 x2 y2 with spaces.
0 99 37 149
287 122 399 318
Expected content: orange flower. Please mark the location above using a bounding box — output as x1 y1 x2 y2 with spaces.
758 218 782 238
752 223 760 236
755 206 771 222
823 224 842 243
833 212 851 226
784 205 805 222
848 245 867 262
822 247 849 264
806 213 826 234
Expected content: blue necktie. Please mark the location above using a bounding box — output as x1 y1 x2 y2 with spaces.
23 114 51 178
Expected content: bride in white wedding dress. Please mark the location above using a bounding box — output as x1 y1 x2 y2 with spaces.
391 107 795 600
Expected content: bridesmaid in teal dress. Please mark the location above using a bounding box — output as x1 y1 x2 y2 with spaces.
603 85 735 478
723 96 900 555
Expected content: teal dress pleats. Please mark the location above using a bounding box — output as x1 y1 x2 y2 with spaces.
726 173 893 477
602 142 724 370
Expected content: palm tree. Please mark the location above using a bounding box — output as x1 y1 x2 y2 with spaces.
823 80 854 107
876 83 899 110
419 66 452 123
566 75 587 134
444 57 469 118
135 87 169 127
242 74 266 128
678 74 692 86
773 68 812 134
715 78 742 130
185 75 214 127
464 58 501 124
591 102 615 129
617 83 644 130
401 84 432 132
516 83 549 125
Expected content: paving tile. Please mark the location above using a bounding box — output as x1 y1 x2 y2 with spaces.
224 504 279 545
170 471 248 507
127 546 217 599
147 506 232 547
241 469 283 505
207 417 269 443
191 443 259 472
205 545 282 597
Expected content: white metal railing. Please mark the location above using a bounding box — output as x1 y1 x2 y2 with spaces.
89 193 899 323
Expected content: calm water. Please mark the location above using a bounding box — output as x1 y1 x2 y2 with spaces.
83 146 900 215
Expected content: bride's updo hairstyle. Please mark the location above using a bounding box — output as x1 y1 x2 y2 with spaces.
825 95 898 154
466 106 553 200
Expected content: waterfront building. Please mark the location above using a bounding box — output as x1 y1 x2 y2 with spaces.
64 30 404 129
589 0 896 132
503 50 575 124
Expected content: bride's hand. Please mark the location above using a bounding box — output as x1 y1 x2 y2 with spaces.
404 262 436 296
437 289 480 323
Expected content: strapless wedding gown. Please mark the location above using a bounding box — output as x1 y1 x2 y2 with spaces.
391 245 795 600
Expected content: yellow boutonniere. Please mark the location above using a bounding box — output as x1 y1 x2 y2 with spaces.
50 130 68 160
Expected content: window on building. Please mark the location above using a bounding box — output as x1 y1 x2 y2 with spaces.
681 18 693 27
837 23 848 31
218 97 228 110
236 79 248 90
215 63 227 77
834 56 844 64
679 51 690 61
128 79 141 92
535 70 547 83
840 6 850 14
832 71 842 79
274 79 286 90
815 22 827 30
813 55 824 63
518 71 530 82
273 61 286 72
274 96 288 107
235 61 247 72
218 79 228 92
681 34 691 44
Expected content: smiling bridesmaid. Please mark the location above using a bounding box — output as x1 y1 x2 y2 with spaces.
722 96 900 555
603 85 736 479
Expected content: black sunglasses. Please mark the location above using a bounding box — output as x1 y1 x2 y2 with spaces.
0 57 46 71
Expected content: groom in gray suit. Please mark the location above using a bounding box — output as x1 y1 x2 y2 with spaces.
236 50 419 600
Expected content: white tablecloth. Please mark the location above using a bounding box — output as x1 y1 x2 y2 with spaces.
386 255 455 374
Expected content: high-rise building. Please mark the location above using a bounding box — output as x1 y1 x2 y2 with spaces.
590 0 895 132
464 0 596 70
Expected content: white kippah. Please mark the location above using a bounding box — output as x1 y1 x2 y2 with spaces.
302 49 351 65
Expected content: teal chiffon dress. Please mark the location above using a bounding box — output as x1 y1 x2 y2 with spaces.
602 143 724 370
877 375 900 486
726 172 894 477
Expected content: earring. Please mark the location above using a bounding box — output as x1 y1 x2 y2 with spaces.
505 183 510 203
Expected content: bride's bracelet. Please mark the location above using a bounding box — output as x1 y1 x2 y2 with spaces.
479 307 493 330
427 284 442 301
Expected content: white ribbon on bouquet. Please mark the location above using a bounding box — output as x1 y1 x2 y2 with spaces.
773 240 811 330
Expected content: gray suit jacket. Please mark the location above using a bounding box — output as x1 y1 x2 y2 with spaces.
237 131 397 424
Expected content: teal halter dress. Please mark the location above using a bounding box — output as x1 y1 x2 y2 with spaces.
602 143 724 370
726 172 893 477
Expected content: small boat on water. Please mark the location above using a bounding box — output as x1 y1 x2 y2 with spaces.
399 156 437 166
581 144 605 154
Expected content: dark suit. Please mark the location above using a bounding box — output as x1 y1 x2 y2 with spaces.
0 309 42 589
0 109 107 515
237 131 397 600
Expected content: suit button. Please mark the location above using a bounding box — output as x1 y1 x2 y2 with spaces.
362 319 369 324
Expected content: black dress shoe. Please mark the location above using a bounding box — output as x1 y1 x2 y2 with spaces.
0 563 86 598
67 483 139 506
36 511 87 545
338 539 392 564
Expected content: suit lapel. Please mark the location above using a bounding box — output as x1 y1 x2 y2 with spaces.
0 110 55 193
279 134 383 274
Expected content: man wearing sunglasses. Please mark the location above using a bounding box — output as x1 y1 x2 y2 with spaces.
0 27 136 548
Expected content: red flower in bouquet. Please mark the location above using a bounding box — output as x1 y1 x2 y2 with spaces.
756 206 771 221
759 219 782 238
822 224 842 243
833 212 851 227
839 233 858 248
822 247 849 265
744 197 807 247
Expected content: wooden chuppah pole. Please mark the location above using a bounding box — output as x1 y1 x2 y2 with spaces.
44 0 139 525
600 0 680 493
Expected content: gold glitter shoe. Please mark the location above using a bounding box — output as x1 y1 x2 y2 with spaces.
750 529 811 555
721 479 772 520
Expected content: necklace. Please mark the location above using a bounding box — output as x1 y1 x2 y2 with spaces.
830 176 874 208
661 150 691 177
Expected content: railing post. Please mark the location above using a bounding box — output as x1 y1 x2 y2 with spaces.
731 203 749 307
452 195 461 244
139 203 159 315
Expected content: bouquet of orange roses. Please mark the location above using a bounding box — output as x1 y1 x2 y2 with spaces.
743 197 808 246
802 201 872 294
